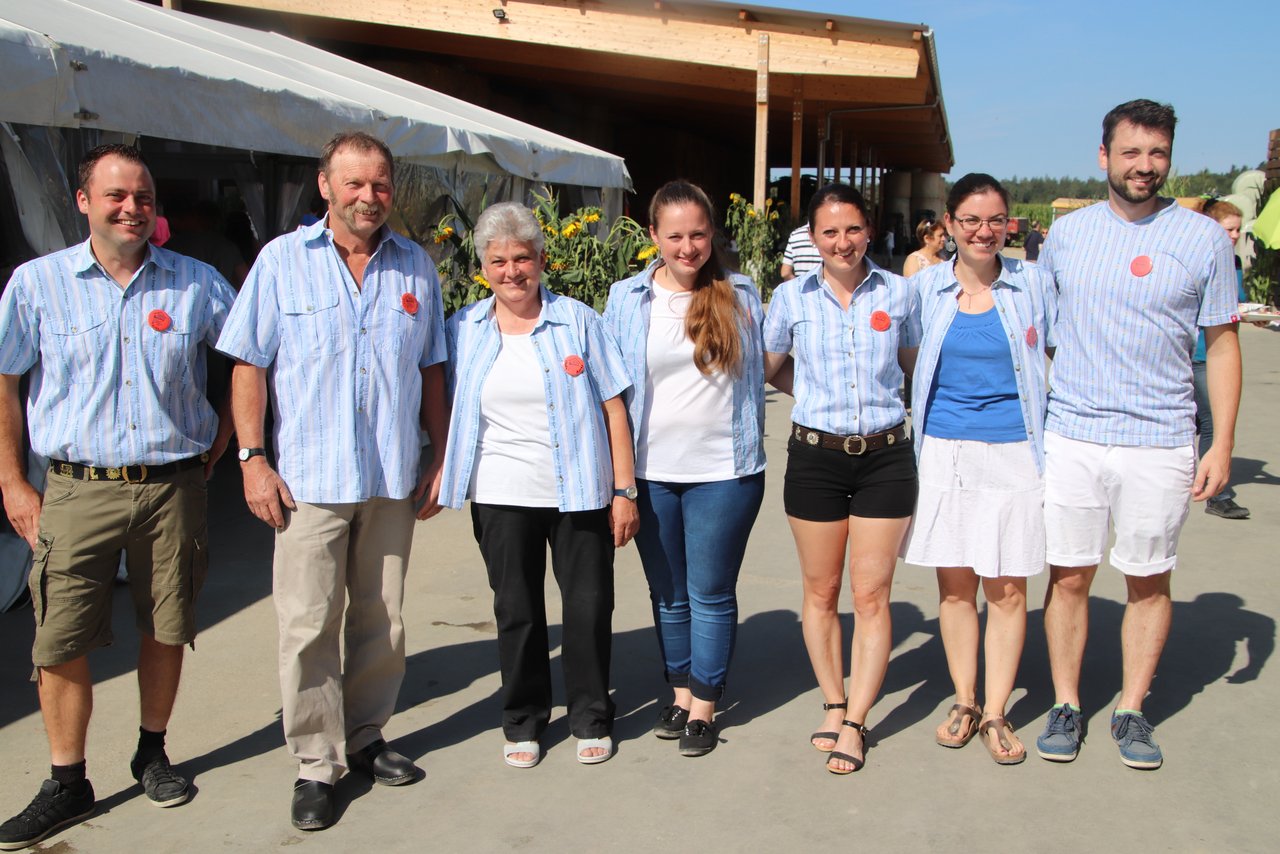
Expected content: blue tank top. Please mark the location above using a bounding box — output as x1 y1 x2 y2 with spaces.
923 306 1025 442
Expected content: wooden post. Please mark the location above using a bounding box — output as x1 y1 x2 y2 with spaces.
833 129 843 185
753 34 769 211
790 78 803 221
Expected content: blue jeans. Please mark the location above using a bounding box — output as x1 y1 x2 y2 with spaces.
1193 361 1235 503
634 473 765 702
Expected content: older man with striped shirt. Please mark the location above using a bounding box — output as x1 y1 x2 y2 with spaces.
0 144 236 850
1034 100 1241 771
217 132 448 831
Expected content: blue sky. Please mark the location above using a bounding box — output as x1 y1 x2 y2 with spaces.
758 0 1277 179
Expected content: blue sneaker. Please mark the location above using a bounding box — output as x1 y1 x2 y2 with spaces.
1111 712 1163 769
1035 704 1082 762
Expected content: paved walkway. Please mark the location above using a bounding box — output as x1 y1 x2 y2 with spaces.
1 326 1277 853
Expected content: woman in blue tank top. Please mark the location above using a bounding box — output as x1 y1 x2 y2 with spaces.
902 174 1057 765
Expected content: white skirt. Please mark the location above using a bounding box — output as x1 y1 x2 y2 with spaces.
903 437 1046 578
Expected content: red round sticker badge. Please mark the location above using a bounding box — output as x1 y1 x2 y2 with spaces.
563 355 585 377
401 293 419 315
148 309 171 332
1025 325 1038 347
1130 255 1153 277
869 310 891 332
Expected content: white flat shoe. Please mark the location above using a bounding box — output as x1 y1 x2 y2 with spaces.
503 741 541 769
576 736 613 765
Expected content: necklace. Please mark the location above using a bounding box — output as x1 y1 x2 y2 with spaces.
957 283 991 310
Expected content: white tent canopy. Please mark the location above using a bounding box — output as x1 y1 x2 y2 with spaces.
0 0 630 189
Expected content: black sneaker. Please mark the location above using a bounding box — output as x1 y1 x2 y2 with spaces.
0 779 95 851
1206 498 1250 520
679 720 717 757
130 751 190 808
653 705 689 740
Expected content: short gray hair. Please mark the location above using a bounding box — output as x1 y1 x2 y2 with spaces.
473 202 544 261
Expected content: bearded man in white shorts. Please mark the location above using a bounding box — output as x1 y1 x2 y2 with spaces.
1033 99 1241 770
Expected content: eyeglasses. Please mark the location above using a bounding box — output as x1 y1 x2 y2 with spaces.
953 215 1009 233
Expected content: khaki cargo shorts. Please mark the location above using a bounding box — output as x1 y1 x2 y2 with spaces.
29 466 209 669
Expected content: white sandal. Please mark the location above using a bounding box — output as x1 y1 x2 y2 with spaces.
576 736 613 765
503 741 541 769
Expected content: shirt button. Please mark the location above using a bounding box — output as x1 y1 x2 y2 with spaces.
558 476 563 482
71 326 77 332
361 328 367 334
548 404 555 411
130 424 136 430
306 305 313 311
554 443 560 449
125 379 132 386
360 368 367 374
123 336 130 343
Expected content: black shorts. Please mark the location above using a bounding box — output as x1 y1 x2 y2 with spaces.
783 433 918 522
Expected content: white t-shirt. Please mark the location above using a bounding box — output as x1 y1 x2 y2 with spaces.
468 333 559 507
636 284 736 482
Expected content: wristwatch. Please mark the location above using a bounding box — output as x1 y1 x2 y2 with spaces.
613 485 638 500
237 447 267 462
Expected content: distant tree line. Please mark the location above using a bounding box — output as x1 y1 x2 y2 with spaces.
947 166 1260 202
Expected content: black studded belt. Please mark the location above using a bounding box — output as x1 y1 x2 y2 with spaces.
790 422 908 455
48 453 208 483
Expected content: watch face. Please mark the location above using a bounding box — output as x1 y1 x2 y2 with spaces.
238 448 251 461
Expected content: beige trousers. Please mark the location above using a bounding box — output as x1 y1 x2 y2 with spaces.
274 497 415 784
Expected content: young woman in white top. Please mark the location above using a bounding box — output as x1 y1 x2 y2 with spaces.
604 181 767 757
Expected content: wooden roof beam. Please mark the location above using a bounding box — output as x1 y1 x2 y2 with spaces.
201 0 922 79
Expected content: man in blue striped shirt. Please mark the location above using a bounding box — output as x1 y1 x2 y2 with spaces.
217 132 447 831
1035 100 1242 771
0 144 236 849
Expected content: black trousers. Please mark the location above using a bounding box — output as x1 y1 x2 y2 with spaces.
470 503 615 742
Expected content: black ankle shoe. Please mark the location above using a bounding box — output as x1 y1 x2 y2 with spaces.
679 720 717 757
346 739 419 786
653 705 689 740
290 780 334 831
0 779 95 850
130 750 190 808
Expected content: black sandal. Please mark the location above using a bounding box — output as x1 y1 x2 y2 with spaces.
810 699 848 752
826 720 869 775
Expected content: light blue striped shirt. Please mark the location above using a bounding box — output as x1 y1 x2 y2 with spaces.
910 257 1058 473
216 218 446 503
0 240 235 466
763 260 921 435
1039 200 1238 447
439 287 631 512
602 264 766 477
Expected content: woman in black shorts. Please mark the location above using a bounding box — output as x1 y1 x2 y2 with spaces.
762 183 921 774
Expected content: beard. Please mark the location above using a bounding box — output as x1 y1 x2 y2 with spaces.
1108 169 1165 205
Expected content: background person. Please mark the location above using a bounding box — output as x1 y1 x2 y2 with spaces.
903 174 1057 766
218 132 448 831
604 180 766 758
780 222 822 281
1194 198 1250 520
762 183 921 775
903 219 946 278
1023 219 1045 262
438 202 638 769
0 144 236 850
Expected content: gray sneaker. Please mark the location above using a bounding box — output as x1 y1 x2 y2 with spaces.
1035 704 1082 762
1111 712 1163 769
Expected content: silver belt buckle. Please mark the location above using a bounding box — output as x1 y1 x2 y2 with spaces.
842 435 868 455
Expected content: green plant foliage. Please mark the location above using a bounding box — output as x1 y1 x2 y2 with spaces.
430 190 655 316
724 193 782 299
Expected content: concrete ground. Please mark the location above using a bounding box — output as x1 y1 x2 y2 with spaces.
1 325 1277 854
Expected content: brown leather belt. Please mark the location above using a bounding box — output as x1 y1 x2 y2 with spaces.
48 453 208 483
791 422 908 456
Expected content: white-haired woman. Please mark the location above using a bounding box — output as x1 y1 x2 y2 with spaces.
438 202 639 768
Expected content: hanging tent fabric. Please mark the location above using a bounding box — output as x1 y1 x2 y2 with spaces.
0 0 630 189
